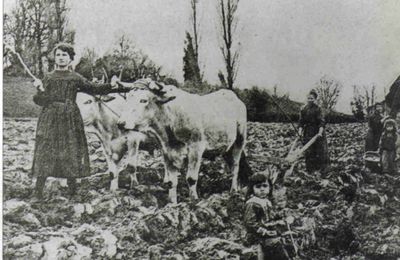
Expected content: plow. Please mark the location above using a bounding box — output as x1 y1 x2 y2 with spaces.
249 133 321 180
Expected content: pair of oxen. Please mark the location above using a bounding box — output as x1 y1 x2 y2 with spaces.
77 79 248 204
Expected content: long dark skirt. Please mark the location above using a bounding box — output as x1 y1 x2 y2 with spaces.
381 150 397 174
365 129 381 152
32 102 91 178
304 135 329 173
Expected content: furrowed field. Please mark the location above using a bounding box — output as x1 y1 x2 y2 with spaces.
3 118 400 259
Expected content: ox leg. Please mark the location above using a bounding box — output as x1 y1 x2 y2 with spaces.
109 163 119 191
97 136 120 191
225 146 244 192
126 140 140 188
169 171 179 204
164 166 179 204
227 123 247 192
186 145 205 200
106 153 120 191
162 163 170 187
163 155 179 204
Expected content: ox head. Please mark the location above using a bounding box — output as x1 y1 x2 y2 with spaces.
77 93 116 126
117 79 176 131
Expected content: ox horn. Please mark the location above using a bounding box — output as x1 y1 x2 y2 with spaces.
149 81 166 96
102 67 109 82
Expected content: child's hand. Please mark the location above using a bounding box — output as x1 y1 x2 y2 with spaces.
257 227 277 237
286 215 294 225
264 230 277 237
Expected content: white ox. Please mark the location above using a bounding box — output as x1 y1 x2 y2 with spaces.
76 93 147 190
117 80 247 204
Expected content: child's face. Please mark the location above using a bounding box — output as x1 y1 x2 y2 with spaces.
307 95 316 105
375 105 383 114
386 125 394 131
253 180 270 199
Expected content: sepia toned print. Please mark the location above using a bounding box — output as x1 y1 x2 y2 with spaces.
3 0 400 259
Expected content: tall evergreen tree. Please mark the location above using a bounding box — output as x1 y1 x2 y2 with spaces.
183 32 201 83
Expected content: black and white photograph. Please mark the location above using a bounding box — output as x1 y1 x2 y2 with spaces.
2 0 400 259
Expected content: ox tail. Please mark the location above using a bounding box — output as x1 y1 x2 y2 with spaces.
235 123 253 188
238 152 252 188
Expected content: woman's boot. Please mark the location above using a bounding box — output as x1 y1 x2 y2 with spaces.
67 178 77 198
34 177 47 200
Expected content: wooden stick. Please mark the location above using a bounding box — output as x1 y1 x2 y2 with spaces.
298 134 319 155
286 134 319 163
287 137 300 156
286 221 299 256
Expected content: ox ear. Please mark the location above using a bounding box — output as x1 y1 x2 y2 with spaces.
155 95 176 105
101 95 116 103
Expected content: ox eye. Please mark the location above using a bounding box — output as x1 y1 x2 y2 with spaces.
84 100 92 104
140 99 148 104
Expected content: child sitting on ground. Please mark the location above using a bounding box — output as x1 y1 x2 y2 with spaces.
243 171 290 260
379 119 398 175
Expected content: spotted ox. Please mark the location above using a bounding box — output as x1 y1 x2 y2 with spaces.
116 80 248 204
76 92 147 190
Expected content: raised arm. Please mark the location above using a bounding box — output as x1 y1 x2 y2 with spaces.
77 74 131 95
32 76 51 106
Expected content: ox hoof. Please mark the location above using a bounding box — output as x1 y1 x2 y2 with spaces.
186 177 197 186
161 181 173 190
110 179 118 192
129 178 139 189
190 194 199 201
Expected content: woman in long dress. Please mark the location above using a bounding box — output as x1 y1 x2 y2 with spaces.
298 90 329 174
365 103 384 152
32 43 129 199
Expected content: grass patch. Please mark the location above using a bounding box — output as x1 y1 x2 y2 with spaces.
3 76 41 117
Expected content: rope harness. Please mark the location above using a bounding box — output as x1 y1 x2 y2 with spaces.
94 96 121 118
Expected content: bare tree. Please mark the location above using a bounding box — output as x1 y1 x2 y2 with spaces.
4 1 29 54
217 0 240 89
52 0 67 42
90 35 163 82
273 85 278 97
115 35 134 58
47 0 75 70
315 76 342 114
351 85 366 120
4 0 75 76
190 0 199 60
3 1 33 75
364 85 376 108
27 0 51 77
350 84 377 120
75 48 99 79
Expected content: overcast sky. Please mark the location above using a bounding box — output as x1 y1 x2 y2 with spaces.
4 0 400 113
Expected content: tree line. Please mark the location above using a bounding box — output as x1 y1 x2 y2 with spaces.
3 0 240 89
4 0 75 78
3 0 365 122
